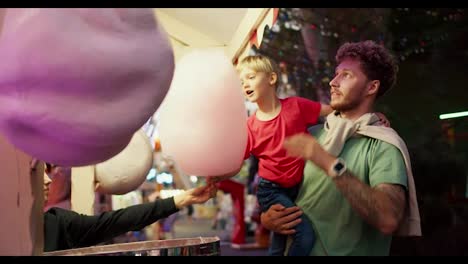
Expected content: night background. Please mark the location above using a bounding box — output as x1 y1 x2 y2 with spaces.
252 8 468 255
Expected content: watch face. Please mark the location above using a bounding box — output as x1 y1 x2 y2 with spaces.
334 162 344 171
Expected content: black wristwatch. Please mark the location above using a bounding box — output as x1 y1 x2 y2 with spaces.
328 158 347 179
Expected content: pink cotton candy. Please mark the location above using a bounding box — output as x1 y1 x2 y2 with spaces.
0 8 174 166
158 49 248 176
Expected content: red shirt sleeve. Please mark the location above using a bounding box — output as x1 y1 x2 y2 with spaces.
296 97 322 125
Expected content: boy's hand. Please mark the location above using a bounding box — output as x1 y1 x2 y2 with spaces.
375 112 391 127
205 167 241 185
320 104 333 117
206 174 233 185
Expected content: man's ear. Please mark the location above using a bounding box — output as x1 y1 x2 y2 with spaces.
269 72 278 86
367 80 380 96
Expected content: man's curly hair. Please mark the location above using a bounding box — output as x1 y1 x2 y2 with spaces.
335 40 398 98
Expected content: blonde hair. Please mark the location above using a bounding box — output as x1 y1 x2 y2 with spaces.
237 55 281 88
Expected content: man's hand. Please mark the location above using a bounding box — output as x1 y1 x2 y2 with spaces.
283 133 336 172
173 183 218 209
283 133 317 161
260 204 303 235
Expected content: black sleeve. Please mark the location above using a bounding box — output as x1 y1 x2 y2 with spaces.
60 197 179 249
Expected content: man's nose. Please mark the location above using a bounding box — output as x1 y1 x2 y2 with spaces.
329 76 339 88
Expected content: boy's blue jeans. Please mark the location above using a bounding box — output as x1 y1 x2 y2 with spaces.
256 177 315 256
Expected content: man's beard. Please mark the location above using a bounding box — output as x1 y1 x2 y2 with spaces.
330 94 363 112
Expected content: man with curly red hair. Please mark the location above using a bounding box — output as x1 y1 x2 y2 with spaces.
261 40 421 256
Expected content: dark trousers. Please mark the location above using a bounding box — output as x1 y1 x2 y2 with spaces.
256 177 315 256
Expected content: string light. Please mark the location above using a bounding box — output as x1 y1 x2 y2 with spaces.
440 111 468 120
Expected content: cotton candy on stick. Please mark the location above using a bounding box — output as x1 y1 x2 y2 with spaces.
158 49 248 176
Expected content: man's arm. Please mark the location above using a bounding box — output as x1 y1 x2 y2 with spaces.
332 171 406 234
283 133 406 235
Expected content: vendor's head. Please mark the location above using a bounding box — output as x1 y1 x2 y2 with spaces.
43 170 52 203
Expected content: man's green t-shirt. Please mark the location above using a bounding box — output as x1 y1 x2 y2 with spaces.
295 126 408 256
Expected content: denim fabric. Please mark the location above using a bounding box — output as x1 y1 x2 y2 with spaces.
257 177 315 256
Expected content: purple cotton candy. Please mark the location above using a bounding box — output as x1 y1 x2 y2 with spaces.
0 8 174 166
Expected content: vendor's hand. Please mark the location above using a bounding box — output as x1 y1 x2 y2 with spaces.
375 112 391 127
260 204 303 235
173 183 217 209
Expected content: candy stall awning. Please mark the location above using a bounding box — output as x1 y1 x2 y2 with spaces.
154 8 278 63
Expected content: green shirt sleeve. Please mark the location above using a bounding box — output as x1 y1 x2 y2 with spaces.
368 140 408 190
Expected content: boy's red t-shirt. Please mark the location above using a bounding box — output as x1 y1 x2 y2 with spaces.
244 97 321 188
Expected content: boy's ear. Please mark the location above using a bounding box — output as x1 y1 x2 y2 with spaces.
269 72 278 86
